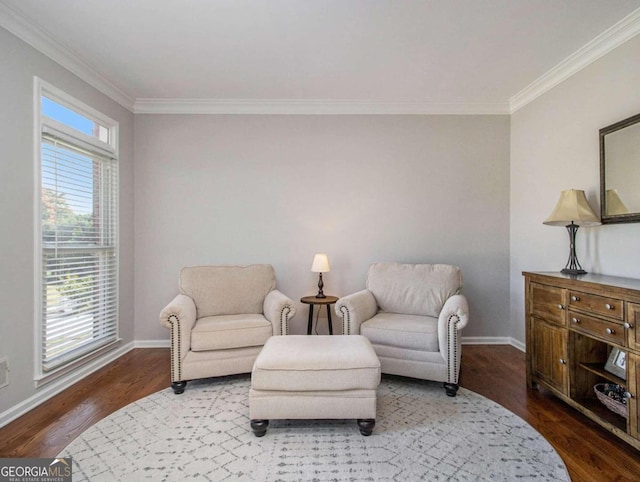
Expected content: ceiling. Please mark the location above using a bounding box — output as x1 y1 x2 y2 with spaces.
1 0 640 113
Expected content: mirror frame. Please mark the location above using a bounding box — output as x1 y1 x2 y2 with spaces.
599 112 640 224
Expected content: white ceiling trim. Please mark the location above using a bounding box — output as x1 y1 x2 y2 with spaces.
0 1 134 111
2 0 639 116
133 98 510 115
510 7 640 113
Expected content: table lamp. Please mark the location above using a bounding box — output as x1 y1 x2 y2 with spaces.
543 189 601 275
311 253 330 298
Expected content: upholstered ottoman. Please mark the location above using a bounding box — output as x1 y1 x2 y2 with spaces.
249 335 381 436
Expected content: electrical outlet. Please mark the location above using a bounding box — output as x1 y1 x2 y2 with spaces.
0 357 8 389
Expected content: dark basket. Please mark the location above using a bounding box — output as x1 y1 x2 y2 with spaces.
594 383 627 418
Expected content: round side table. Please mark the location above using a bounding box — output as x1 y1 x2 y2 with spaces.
300 295 339 335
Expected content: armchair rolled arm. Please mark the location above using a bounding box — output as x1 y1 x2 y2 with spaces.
335 290 378 335
437 294 469 384
159 294 197 382
263 289 296 335
160 294 196 331
438 294 469 333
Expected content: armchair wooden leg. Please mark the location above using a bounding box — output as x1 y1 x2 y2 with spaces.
444 382 458 397
250 419 269 437
357 418 375 436
171 381 187 394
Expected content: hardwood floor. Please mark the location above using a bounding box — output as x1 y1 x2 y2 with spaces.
0 349 170 458
460 346 640 482
1 345 639 481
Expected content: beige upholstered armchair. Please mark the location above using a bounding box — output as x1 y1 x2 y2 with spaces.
336 262 468 396
160 264 296 394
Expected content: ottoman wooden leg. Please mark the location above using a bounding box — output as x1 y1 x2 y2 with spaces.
357 418 375 436
250 419 269 437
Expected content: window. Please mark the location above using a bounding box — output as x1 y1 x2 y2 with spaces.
35 79 119 382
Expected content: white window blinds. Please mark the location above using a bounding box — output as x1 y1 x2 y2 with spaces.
40 132 118 372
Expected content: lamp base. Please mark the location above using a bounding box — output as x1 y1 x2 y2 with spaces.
561 223 588 276
315 272 326 298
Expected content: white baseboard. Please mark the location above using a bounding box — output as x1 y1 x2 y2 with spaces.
462 336 525 352
510 338 526 352
0 342 135 429
462 336 510 345
138 338 527 350
136 338 528 352
133 339 170 348
134 337 523 350
0 336 525 429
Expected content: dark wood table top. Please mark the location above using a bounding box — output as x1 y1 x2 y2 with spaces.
300 295 338 305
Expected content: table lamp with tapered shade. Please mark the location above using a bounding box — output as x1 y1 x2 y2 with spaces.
543 189 601 275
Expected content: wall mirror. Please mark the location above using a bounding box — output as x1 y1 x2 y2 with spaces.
600 112 640 224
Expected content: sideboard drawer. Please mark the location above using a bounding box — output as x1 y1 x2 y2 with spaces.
569 310 625 345
568 290 624 321
530 283 566 326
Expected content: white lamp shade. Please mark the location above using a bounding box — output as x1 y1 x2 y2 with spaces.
543 189 601 227
311 253 330 273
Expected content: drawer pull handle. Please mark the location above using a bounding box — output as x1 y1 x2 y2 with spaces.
571 295 580 302
605 303 614 310
606 328 615 335
557 304 564 310
624 322 634 329
559 358 567 365
572 317 580 324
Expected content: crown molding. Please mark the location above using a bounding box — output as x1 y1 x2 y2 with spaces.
0 2 508 117
3 0 638 117
0 1 135 111
134 98 510 115
510 7 640 113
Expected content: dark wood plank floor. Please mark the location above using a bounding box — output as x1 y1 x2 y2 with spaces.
1 345 639 481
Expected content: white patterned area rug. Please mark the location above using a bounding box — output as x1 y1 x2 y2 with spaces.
60 375 569 481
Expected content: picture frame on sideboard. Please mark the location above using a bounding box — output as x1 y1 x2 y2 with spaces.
604 347 626 379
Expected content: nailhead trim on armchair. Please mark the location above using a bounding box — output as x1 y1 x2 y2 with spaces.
339 305 350 335
168 314 182 382
446 313 461 384
280 305 293 335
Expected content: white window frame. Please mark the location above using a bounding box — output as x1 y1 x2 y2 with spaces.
33 77 120 386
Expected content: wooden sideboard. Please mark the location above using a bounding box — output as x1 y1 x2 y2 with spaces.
524 271 640 450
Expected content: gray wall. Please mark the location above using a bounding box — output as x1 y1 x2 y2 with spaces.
134 114 511 340
0 27 135 414
510 34 640 344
